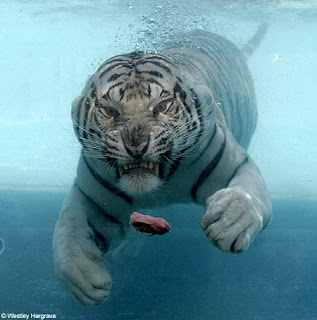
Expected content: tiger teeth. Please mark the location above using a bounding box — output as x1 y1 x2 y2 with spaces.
154 163 159 176
118 162 159 177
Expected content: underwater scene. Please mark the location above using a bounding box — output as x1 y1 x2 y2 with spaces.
1 0 317 319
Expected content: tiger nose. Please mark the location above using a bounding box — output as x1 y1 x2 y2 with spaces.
124 139 149 158
122 122 151 158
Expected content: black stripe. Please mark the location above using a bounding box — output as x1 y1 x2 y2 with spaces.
175 83 194 136
105 134 119 144
99 62 134 79
83 155 133 204
104 141 121 152
100 94 110 101
178 88 205 156
147 78 164 88
138 70 164 78
88 220 109 254
191 135 226 202
190 88 204 135
160 89 171 98
90 83 97 98
159 150 172 180
136 60 173 75
190 124 217 165
89 128 101 139
226 155 248 187
74 96 85 139
82 97 91 140
107 57 130 63
165 157 182 181
106 81 125 97
174 82 188 107
76 182 126 227
97 57 131 72
154 130 167 141
147 83 151 97
232 93 243 145
107 72 130 82
141 55 174 66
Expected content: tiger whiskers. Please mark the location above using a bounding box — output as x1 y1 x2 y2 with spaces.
161 154 174 167
78 139 106 159
145 182 167 201
99 158 116 176
72 118 103 138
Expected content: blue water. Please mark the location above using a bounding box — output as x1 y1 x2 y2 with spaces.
1 1 317 319
0 191 317 319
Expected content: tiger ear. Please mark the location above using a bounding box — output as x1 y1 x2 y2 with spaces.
71 75 96 118
189 85 215 110
71 95 84 122
72 96 83 109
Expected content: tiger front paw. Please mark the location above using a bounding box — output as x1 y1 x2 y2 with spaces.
200 187 263 253
54 243 112 306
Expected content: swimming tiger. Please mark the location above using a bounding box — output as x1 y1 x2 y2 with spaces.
53 24 272 305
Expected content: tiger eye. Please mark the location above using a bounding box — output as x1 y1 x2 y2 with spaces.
157 104 166 112
105 107 120 118
153 103 167 116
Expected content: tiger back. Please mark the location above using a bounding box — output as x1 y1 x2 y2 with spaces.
161 29 263 149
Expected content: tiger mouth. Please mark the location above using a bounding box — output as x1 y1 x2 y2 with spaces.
118 162 160 177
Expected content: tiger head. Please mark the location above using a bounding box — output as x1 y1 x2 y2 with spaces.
72 52 209 196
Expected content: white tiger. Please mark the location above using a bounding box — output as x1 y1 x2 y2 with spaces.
53 25 272 305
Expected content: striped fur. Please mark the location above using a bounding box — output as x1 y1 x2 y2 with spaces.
70 25 268 238
53 25 272 305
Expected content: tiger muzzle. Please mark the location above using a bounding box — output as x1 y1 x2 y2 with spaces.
124 139 149 158
122 124 150 159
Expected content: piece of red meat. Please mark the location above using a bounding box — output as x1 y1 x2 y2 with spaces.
130 212 171 236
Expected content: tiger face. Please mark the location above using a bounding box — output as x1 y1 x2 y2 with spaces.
72 52 206 196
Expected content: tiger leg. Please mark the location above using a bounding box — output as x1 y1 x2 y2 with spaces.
200 157 272 253
53 184 127 305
